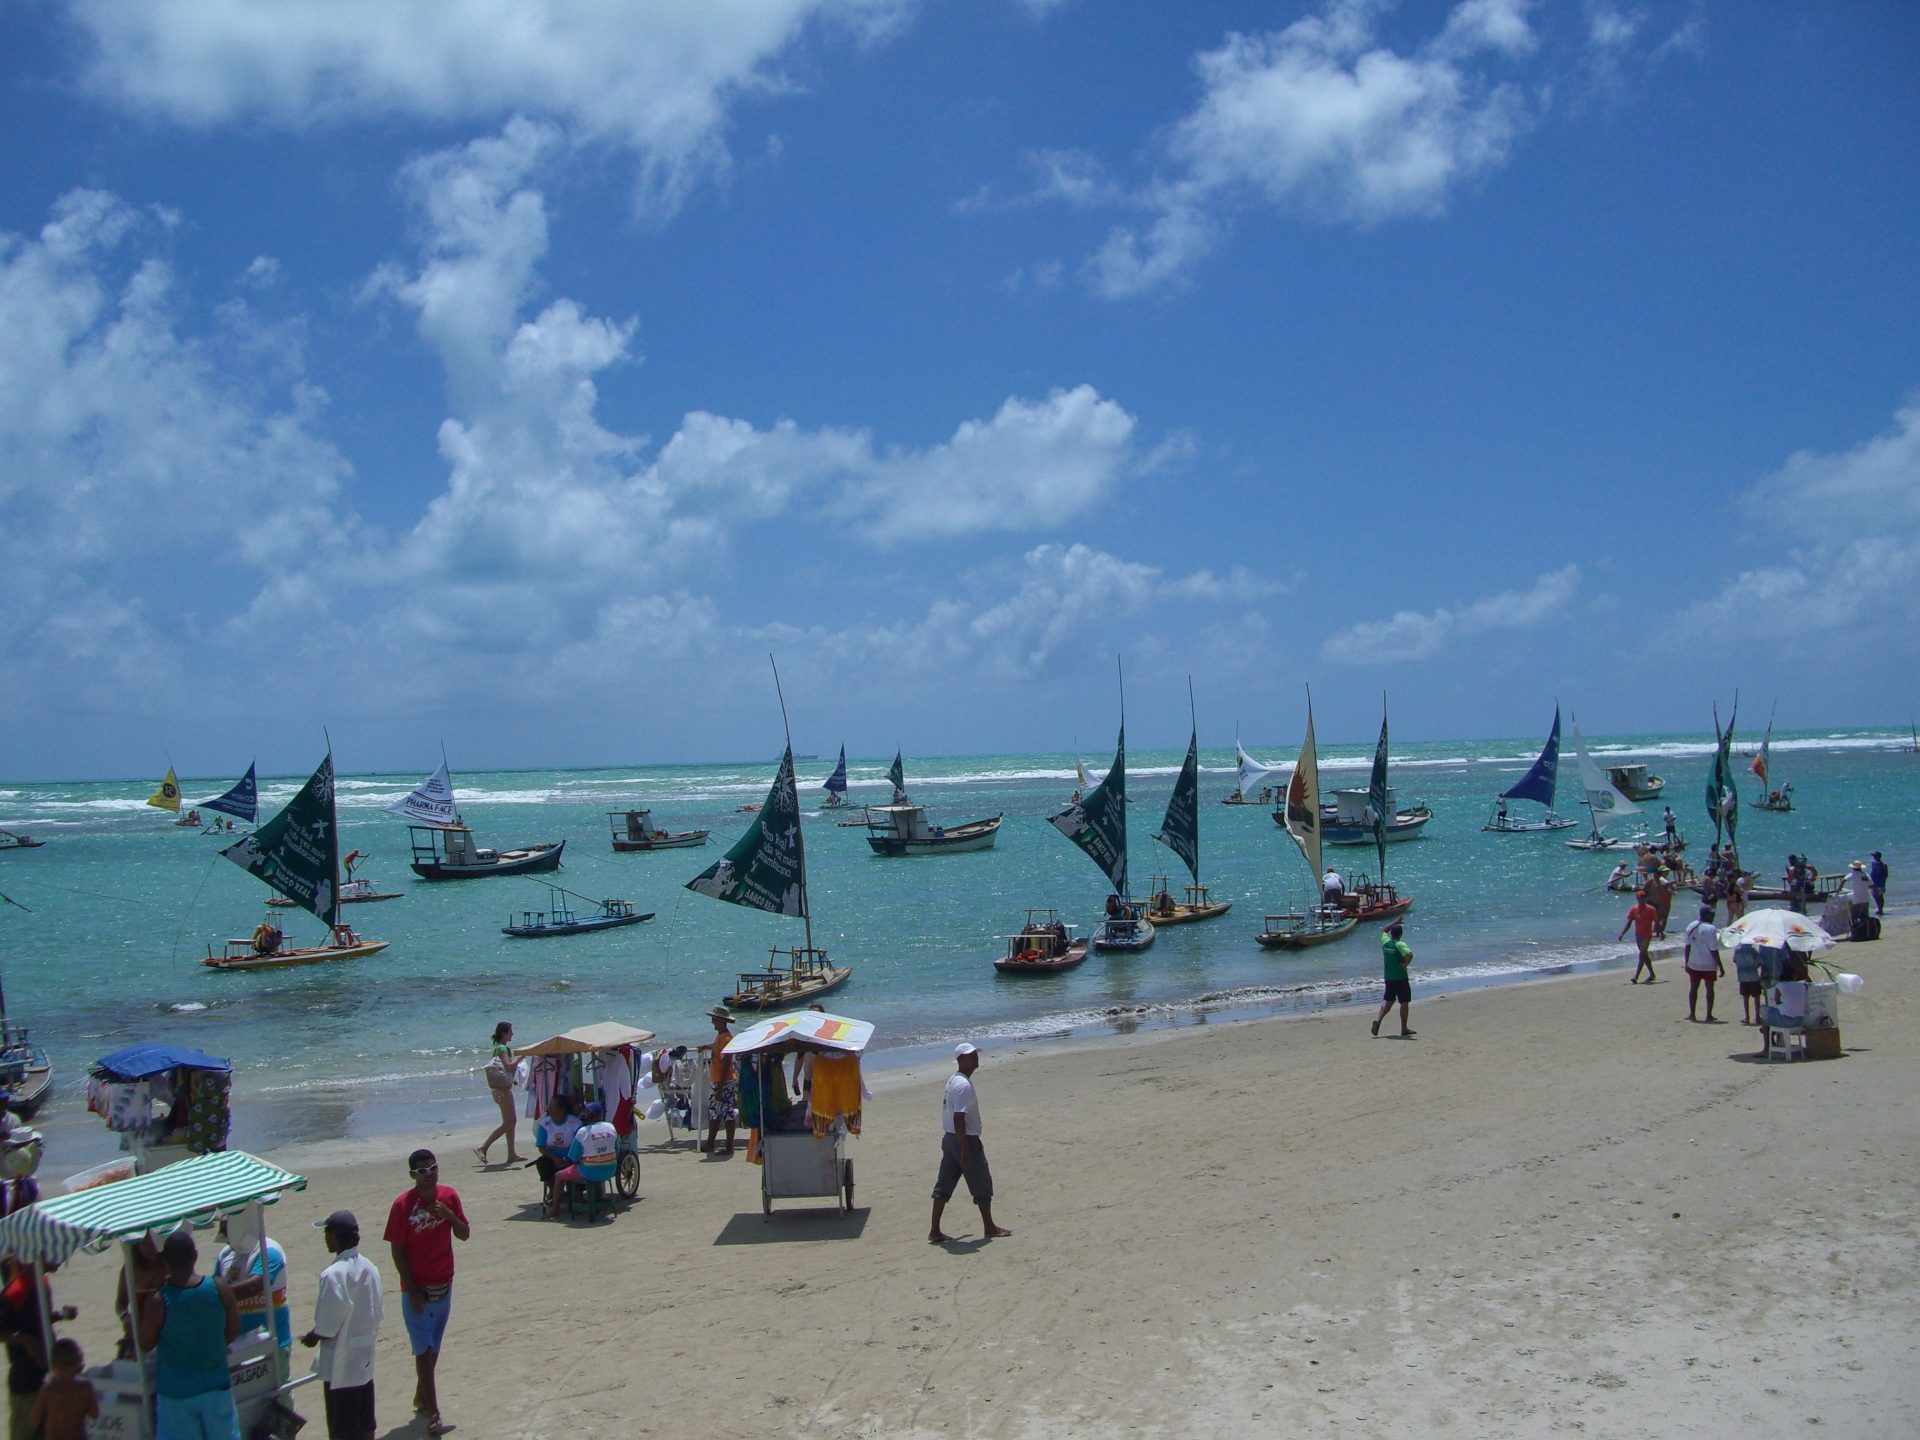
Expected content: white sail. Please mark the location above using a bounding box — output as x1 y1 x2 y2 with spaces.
1074 751 1094 790
1568 714 1639 833
384 761 460 828
1236 743 1279 801
1282 708 1322 881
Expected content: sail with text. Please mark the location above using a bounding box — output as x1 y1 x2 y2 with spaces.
1707 702 1739 846
200 762 259 826
1050 727 1129 895
220 752 340 927
1365 701 1390 880
1154 725 1200 885
1502 709 1564 813
1237 742 1279 802
887 750 907 803
687 747 808 919
1570 713 1639 841
823 746 848 803
146 766 181 814
384 761 460 828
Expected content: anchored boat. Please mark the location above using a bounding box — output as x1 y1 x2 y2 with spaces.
503 886 653 938
1050 672 1154 953
1142 684 1232 925
993 909 1088 974
1257 692 1360 951
387 758 563 879
1484 708 1577 832
861 752 1001 855
609 808 710 851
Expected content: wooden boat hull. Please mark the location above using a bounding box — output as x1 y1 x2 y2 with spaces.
1256 915 1360 949
0 839 44 851
865 815 1002 856
1750 800 1793 813
1482 815 1577 833
1092 918 1156 953
1143 901 1233 926
411 841 564 880
503 911 653 938
726 964 853 1010
0 1048 53 1115
994 941 1089 974
203 939 391 972
1323 810 1431 845
610 832 709 851
268 889 401 906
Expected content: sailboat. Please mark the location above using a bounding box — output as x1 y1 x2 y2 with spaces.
687 668 851 1010
1143 682 1232 925
820 746 850 808
1070 744 1095 804
1050 684 1154 953
1749 710 1792 811
1314 700 1432 845
1222 739 1278 805
147 766 199 827
861 751 1002 856
1484 708 1577 832
1706 701 1740 853
1564 714 1644 851
203 750 392 970
1258 693 1358 950
196 762 259 830
386 759 564 880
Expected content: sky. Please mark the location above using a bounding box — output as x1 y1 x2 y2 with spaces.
2 0 1917 780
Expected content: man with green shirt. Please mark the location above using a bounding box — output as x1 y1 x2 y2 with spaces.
1372 922 1415 1038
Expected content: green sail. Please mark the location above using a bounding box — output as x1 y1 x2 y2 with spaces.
1707 703 1739 847
1366 708 1390 880
1050 726 1129 894
1153 729 1200 884
687 747 808 919
220 753 340 926
887 750 906 798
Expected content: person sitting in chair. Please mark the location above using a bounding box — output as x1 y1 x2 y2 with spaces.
549 1103 619 1217
532 1094 579 1212
250 922 282 956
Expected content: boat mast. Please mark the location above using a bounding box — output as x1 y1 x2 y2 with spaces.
771 655 813 955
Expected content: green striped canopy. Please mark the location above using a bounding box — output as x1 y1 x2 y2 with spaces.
0 1151 307 1267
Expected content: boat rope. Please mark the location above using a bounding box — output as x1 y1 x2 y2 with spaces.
168 853 226 969
0 875 156 908
0 891 30 913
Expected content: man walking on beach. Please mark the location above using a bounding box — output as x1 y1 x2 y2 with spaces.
930 1043 1011 1244
1682 905 1723 1022
139 1230 241 1440
1371 922 1415 1038
699 1007 739 1157
384 1149 468 1438
302 1210 381 1440
1870 852 1888 916
1618 890 1659 984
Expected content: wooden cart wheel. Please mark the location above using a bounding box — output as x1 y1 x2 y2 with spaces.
841 1157 854 1212
616 1150 640 1199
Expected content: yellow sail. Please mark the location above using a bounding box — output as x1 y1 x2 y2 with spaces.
146 766 182 813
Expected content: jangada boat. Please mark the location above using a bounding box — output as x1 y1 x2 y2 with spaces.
993 909 1088 974
0 830 43 851
1258 692 1363 952
503 887 653 938
608 808 710 852
1337 876 1413 924
1748 713 1793 811
861 752 1002 855
0 960 52 1114
1483 708 1578 832
687 664 853 1013
1564 713 1647 851
820 745 850 808
387 758 564 879
1140 691 1233 927
1048 672 1146 956
267 876 401 907
203 750 391 972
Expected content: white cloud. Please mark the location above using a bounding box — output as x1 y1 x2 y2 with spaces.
63 0 912 220
1321 563 1579 664
1066 0 1536 296
1677 398 1920 641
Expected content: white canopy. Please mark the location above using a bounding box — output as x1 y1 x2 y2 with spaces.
723 1011 872 1056
515 1022 657 1057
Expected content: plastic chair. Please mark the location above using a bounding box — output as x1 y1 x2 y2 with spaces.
562 1175 609 1222
1765 1024 1807 1062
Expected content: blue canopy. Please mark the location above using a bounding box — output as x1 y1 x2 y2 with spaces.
91 1043 232 1082
1501 709 1563 808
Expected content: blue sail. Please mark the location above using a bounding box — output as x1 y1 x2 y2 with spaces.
200 762 259 825
1501 711 1562 809
823 745 848 798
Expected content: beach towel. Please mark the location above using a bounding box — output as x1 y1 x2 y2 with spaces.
808 1055 862 1137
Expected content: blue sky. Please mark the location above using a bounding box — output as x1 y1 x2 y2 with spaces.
3 0 1917 779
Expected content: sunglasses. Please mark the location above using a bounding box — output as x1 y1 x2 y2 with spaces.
410 1164 438 1175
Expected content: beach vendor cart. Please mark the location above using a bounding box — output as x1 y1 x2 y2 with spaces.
725 1010 871 1218
84 1045 232 1177
515 1022 655 1204
0 1150 307 1439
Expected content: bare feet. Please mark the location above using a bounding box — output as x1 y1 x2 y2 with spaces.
929 1231 952 1244
985 1225 1012 1238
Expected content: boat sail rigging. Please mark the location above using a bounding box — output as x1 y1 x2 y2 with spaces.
1707 700 1740 847
1146 681 1231 924
384 760 460 828
1050 667 1152 952
1257 692 1357 949
145 766 181 814
1229 738 1280 804
1484 708 1576 832
822 746 849 807
1565 713 1642 850
1749 708 1791 810
385 756 562 879
686 662 850 1009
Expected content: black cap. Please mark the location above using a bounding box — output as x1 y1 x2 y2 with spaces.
314 1209 358 1236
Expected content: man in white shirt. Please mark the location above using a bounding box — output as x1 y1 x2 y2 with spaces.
929 1043 1011 1246
302 1210 383 1440
1321 868 1344 906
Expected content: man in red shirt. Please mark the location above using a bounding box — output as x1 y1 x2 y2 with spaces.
383 1149 468 1438
1616 889 1660 984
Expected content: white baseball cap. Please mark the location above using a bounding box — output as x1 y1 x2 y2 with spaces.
954 1042 979 1057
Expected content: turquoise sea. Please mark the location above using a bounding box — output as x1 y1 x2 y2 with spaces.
2 726 1912 1167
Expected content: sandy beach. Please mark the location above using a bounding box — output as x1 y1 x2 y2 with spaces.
50 919 1920 1439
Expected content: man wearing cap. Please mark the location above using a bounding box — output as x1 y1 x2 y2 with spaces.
1870 852 1888 916
214 1211 290 1383
698 1008 738 1157
383 1149 467 1438
1846 861 1874 934
139 1230 241 1440
303 1211 382 1440
929 1043 1011 1245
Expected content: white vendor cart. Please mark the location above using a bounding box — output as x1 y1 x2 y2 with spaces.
0 1150 309 1439
724 1010 871 1219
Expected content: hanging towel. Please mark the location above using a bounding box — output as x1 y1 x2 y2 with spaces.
808 1055 862 1137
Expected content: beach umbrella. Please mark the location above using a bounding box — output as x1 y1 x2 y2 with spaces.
724 1011 872 1056
1716 907 1835 953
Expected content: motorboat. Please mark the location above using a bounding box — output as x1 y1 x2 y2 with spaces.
608 808 710 852
862 803 1002 856
1604 764 1665 802
993 909 1088 974
503 889 653 938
